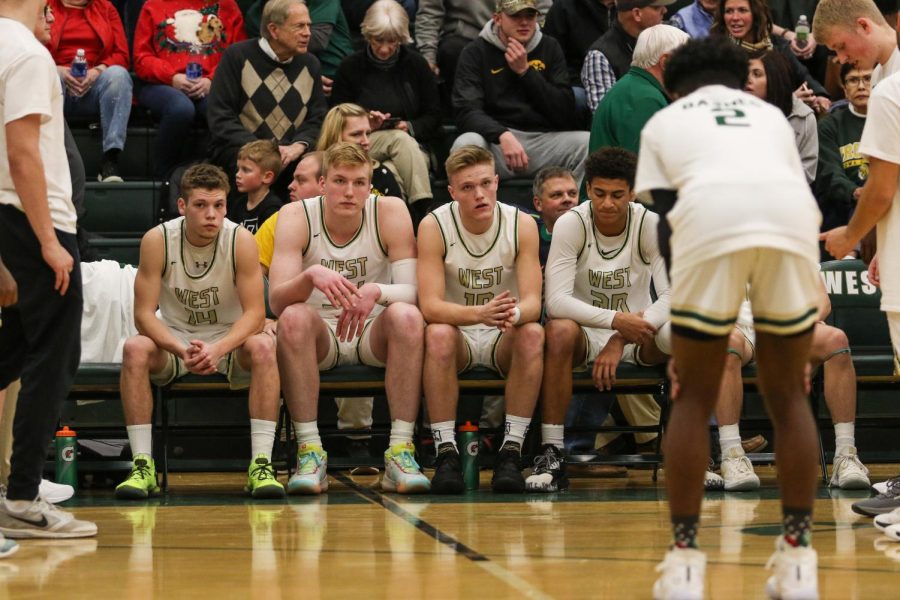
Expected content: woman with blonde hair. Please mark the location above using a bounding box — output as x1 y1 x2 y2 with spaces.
332 0 438 217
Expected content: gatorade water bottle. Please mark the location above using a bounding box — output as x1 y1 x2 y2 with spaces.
71 49 88 79
186 44 202 81
459 421 479 491
55 426 78 489
795 15 810 50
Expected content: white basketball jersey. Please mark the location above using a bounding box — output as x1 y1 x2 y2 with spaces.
158 217 243 344
568 202 655 314
431 201 520 307
301 194 390 319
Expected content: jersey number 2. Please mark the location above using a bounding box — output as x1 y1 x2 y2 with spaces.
713 108 749 127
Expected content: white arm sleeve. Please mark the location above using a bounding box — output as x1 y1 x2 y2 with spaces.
376 258 417 306
639 210 671 329
545 212 617 328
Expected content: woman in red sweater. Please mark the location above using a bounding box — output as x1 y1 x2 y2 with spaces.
48 0 133 182
133 0 246 179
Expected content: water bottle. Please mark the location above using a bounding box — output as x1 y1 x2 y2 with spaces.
186 44 202 81
795 15 810 49
55 426 78 489
70 49 88 79
458 421 479 491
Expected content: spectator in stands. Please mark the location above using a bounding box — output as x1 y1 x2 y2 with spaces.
531 166 579 265
767 0 829 87
116 164 283 500
332 0 438 221
133 0 246 180
816 64 871 236
316 103 404 200
710 0 830 112
243 0 353 96
48 0 133 182
669 0 717 38
207 0 327 199
542 0 615 118
744 50 818 183
230 140 284 233
582 0 672 113
415 0 552 108
452 0 589 185
711 295 871 492
256 152 324 276
589 24 689 154
815 0 900 86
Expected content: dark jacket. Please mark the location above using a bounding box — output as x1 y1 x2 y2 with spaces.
452 22 578 143
542 0 612 86
815 105 868 231
332 45 442 143
772 35 827 97
587 19 636 83
768 0 819 30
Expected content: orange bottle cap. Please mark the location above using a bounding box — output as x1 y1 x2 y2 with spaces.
56 426 77 437
458 421 478 432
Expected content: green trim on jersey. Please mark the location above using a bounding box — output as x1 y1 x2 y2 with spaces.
180 220 219 281
372 196 388 258
754 307 818 329
591 204 631 260
432 212 449 259
636 206 650 266
301 199 313 256
230 226 239 284
319 196 365 249
451 203 503 259
513 207 520 258
576 211 588 260
159 224 169 277
670 308 736 327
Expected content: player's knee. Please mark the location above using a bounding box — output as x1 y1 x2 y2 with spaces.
245 334 276 368
384 303 424 340
514 323 544 358
819 325 849 356
277 303 318 342
122 336 154 369
544 319 579 353
425 324 457 359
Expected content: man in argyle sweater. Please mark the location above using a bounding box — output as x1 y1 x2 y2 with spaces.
208 0 327 196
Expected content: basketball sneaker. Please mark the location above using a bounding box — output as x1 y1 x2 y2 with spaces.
652 547 705 600
874 507 900 532
721 447 760 491
0 534 16 558
115 454 160 500
829 447 870 490
491 443 525 493
872 475 900 496
525 444 569 492
381 442 430 494
430 443 465 494
765 537 818 599
0 496 96 539
852 476 900 516
39 479 74 504
245 455 286 499
287 443 328 495
704 468 725 491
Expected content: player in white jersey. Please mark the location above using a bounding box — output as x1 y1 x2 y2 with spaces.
635 38 823 600
269 143 430 495
115 165 282 501
417 145 543 494
524 148 671 493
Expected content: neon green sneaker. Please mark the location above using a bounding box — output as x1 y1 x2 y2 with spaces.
382 442 430 494
115 455 160 500
287 443 328 495
245 455 286 499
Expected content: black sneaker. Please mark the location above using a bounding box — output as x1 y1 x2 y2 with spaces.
852 477 900 516
525 444 569 492
99 160 123 183
491 442 525 493
430 443 465 494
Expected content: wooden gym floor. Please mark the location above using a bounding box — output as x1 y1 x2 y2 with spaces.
3 465 899 599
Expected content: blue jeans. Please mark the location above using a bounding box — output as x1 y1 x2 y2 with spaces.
62 65 132 153
138 83 208 179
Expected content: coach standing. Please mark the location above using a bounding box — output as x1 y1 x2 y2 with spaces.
0 0 95 538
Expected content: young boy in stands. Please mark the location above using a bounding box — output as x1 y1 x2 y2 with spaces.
230 140 284 234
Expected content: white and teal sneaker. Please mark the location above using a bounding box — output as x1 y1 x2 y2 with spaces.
382 442 430 494
0 533 16 558
287 443 328 495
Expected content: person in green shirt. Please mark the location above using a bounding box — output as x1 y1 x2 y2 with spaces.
588 24 689 153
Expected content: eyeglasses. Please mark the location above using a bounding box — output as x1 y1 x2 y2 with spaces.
844 75 872 87
42 5 53 18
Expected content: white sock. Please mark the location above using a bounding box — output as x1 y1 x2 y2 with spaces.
834 422 855 454
503 415 531 450
389 419 415 447
431 420 457 450
718 424 742 455
542 424 565 451
127 424 153 458
293 421 321 447
4 499 32 513
250 419 277 460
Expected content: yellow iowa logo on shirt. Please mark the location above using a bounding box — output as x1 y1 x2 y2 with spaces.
528 59 546 71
